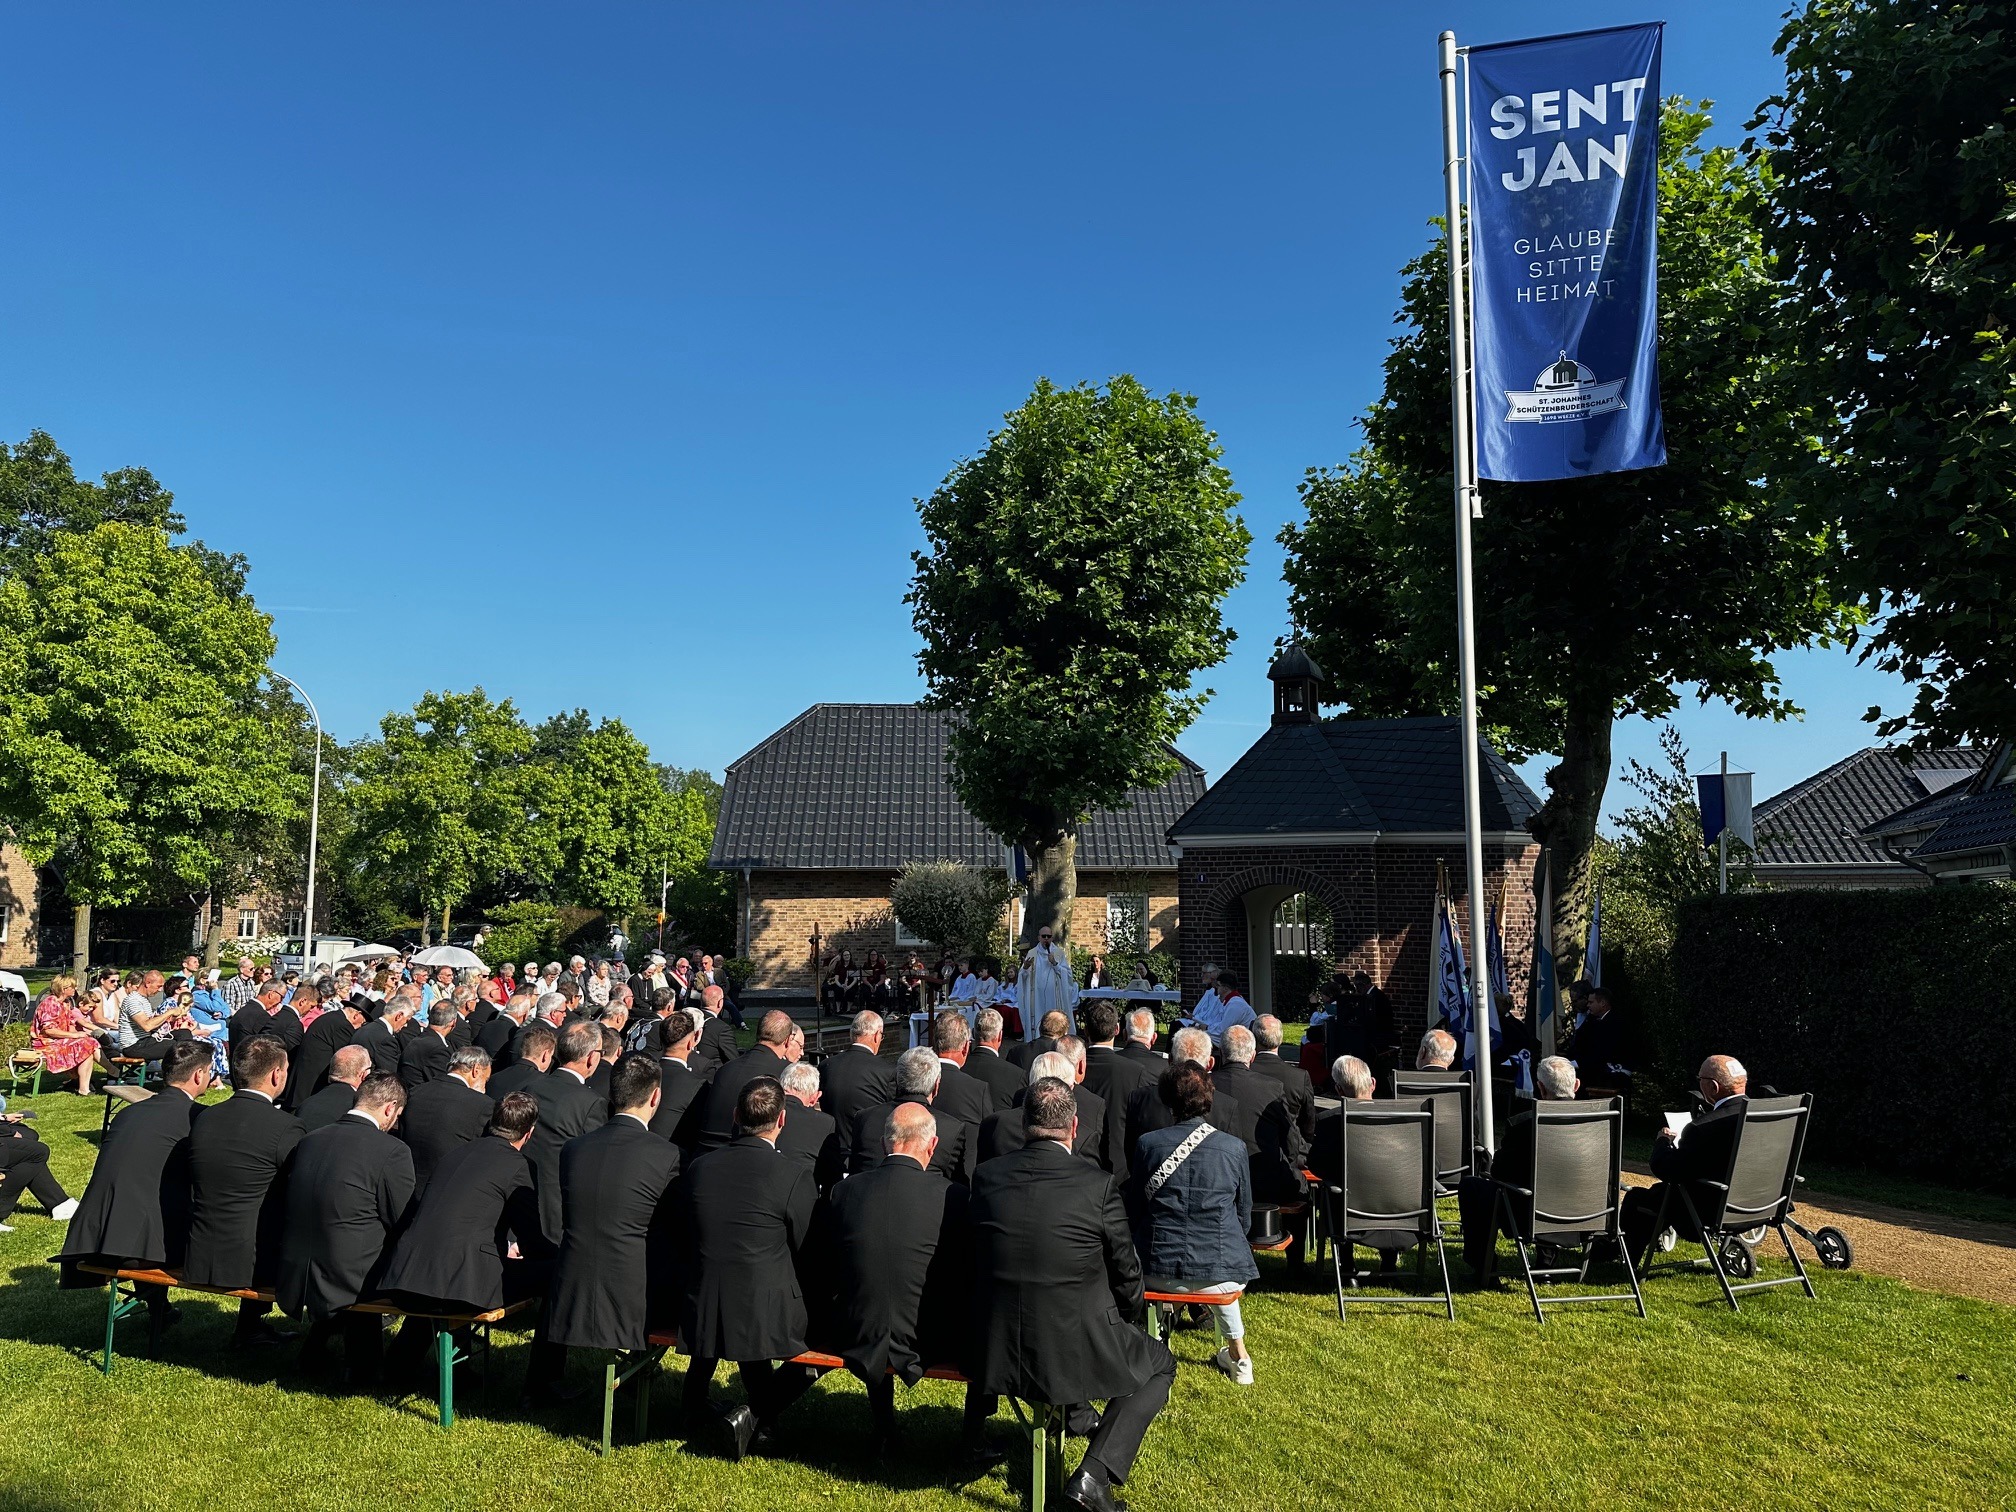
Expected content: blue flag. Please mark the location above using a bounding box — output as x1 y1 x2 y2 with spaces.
1467 23 1665 481
1434 899 1471 1052
1584 885 1603 989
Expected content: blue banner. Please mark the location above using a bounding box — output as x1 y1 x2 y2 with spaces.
1467 22 1665 481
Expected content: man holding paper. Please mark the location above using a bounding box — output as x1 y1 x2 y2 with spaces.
1620 1055 1749 1265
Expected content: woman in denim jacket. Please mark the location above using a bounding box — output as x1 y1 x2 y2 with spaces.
1130 1062 1259 1385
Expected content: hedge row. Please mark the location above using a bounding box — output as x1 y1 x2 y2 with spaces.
1673 883 2016 1194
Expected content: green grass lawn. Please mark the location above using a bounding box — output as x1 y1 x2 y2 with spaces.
0 1093 2011 1511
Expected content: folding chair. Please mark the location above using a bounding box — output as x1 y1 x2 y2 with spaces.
1492 1096 1644 1323
1647 1093 1817 1311
1392 1071 1475 1197
1311 1099 1454 1320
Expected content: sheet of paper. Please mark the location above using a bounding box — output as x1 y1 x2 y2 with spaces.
1663 1111 1693 1136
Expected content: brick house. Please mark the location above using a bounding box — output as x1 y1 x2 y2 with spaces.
0 843 39 971
710 704 1204 997
1749 744 1990 889
1166 647 1542 1037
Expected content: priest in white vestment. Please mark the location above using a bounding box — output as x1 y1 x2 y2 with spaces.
1018 926 1079 1040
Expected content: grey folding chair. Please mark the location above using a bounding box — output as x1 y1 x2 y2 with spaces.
1313 1099 1454 1321
1649 1093 1817 1311
1393 1070 1475 1197
1492 1096 1645 1323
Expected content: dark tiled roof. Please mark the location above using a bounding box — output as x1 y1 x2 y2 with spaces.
1753 746 1988 867
1899 747 2016 859
709 704 1202 871
1167 716 1541 839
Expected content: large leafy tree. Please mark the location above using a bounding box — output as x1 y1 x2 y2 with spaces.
0 522 298 968
342 688 533 944
1278 105 1856 977
909 376 1250 943
1753 2 2016 742
522 710 676 925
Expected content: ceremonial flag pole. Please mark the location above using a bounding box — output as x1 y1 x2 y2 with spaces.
1439 30 1496 1154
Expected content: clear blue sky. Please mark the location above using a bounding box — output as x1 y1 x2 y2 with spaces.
2 3 1911 821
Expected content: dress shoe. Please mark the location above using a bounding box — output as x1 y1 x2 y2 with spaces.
1061 1467 1128 1512
723 1403 758 1462
1064 1403 1102 1438
957 1436 1009 1473
234 1319 295 1347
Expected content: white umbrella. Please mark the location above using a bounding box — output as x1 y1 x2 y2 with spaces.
409 944 488 971
337 943 402 963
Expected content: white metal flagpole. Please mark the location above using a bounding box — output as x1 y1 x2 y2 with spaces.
1439 30 1495 1154
1718 750 1729 894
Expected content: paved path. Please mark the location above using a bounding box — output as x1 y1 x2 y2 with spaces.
1621 1168 2016 1307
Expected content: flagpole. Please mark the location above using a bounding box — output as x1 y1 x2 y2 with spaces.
1718 750 1729 895
1440 30 1495 1155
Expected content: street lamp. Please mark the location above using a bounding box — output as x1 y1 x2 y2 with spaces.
270 671 322 981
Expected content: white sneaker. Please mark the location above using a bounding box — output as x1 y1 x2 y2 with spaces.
1212 1347 1254 1386
0 1223 13 1234
1656 1227 1678 1253
51 1198 79 1221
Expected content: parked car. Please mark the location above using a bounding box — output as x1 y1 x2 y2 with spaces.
273 936 364 974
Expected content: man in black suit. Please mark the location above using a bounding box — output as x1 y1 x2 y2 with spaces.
1117 1008 1164 1069
286 1000 363 1112
228 985 280 1055
380 1090 555 1384
1006 1010 1069 1072
649 1010 706 1145
1621 1054 1750 1265
0 1115 75 1231
400 1002 459 1090
822 1010 894 1162
300 1045 371 1132
401 1044 496 1199
692 1010 798 1154
1457 1053 1578 1277
59 1041 213 1341
353 999 416 1079
278 1073 414 1384
476 992 532 1065
977 1045 1112 1170
929 1011 993 1128
542 1054 682 1399
846 1048 974 1182
688 984 739 1080
674 1076 822 1460
1307 1054 1376 1191
1213 1025 1305 1203
968 1078 1175 1512
488 1022 555 1102
259 989 309 1061
1251 1014 1318 1147
822 1101 974 1457
1122 1028 1243 1183
182 1035 302 1346
525 1021 608 1243
1080 1006 1155 1180
1568 987 1633 1092
963 1008 1023 1111
776 1062 842 1193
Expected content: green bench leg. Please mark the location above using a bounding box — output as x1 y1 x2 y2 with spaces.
101 1281 145 1376
436 1325 458 1429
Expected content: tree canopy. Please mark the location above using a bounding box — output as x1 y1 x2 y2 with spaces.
908 375 1249 942
1278 104 1857 976
1753 1 2016 743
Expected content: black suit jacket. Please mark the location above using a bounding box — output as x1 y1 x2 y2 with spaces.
822 1046 896 1156
400 1075 494 1198
486 1059 545 1104
546 1115 682 1351
379 1135 549 1312
298 1080 358 1134
181 1091 303 1289
1569 1011 1633 1084
822 1155 971 1383
228 1002 274 1049
60 1085 196 1274
967 1139 1158 1403
692 1044 788 1153
673 1135 816 1361
933 1060 993 1128
1252 1051 1318 1144
277 1113 415 1319
963 1046 1023 1110
847 1101 974 1183
263 1006 308 1055
399 1029 454 1091
353 1019 405 1079
475 1013 517 1065
649 1057 705 1145
1082 1047 1156 1179
776 1098 841 1194
1005 1036 1058 1072
1649 1098 1747 1218
1213 1060 1307 1200
689 1012 738 1080
525 1067 610 1243
287 1011 356 1111
978 1085 1112 1170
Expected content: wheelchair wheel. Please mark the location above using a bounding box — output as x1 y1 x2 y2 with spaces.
1813 1226 1854 1270
1718 1237 1757 1280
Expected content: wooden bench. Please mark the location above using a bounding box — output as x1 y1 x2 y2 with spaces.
1142 1286 1247 1346
73 1262 534 1428
101 1083 154 1134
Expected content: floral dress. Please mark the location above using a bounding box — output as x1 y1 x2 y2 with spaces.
31 994 97 1074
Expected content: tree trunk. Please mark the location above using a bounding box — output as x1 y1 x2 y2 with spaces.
71 903 92 975
440 903 452 942
1019 823 1078 949
1528 691 1613 991
204 895 226 969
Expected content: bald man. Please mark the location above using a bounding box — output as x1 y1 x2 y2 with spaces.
692 1010 800 1153
1621 1054 1751 1267
299 1045 372 1133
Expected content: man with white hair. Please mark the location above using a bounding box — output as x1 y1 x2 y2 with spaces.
535 991 569 1030
975 1044 1111 1168
477 990 534 1065
844 1046 973 1182
1621 1053 1750 1267
825 1010 896 1163
776 1060 841 1192
963 1007 1023 1110
1416 1028 1459 1072
1119 1007 1162 1068
1211 1024 1305 1203
1456 1053 1581 1279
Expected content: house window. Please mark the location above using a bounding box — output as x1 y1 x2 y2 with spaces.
237 908 260 940
0 904 9 944
282 911 305 937
1105 894 1149 953
893 912 927 948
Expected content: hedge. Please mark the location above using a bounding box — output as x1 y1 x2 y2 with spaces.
1673 883 2016 1194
